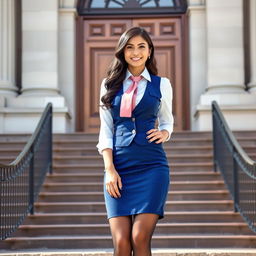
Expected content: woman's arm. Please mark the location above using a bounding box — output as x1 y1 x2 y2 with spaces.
146 77 174 143
102 148 122 198
158 77 174 141
96 79 114 155
97 79 122 198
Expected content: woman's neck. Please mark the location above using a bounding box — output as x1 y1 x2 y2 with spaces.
128 66 145 77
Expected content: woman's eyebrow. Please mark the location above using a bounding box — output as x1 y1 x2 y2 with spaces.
126 42 146 46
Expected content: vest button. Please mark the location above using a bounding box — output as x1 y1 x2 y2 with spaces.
132 129 136 134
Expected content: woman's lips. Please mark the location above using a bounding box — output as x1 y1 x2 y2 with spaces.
131 57 141 61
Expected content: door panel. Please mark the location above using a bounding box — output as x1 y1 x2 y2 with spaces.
78 17 187 132
83 20 132 131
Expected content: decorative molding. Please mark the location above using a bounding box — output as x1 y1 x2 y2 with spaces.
0 0 18 96
59 0 77 9
248 0 256 93
187 0 206 6
110 24 127 36
59 8 77 14
78 0 187 15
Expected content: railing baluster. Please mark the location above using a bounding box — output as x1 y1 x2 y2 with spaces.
29 146 34 215
49 110 53 174
212 111 217 173
233 152 239 212
212 100 256 233
0 103 52 240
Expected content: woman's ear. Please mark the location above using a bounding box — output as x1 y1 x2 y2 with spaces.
149 48 152 58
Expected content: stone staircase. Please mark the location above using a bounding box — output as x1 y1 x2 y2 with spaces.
0 131 256 250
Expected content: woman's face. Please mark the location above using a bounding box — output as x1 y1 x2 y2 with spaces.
124 35 151 71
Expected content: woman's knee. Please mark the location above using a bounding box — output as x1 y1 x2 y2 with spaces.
112 234 132 255
131 230 151 248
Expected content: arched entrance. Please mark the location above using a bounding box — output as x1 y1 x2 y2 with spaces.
76 0 189 133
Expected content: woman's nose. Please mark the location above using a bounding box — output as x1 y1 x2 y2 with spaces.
133 48 140 55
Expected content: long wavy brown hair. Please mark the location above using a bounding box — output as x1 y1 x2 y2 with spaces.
100 26 158 109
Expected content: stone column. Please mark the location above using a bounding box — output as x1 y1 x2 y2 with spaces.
59 0 77 131
0 0 18 97
6 0 71 133
248 0 256 93
194 0 256 131
20 0 60 96
187 0 207 130
205 0 245 94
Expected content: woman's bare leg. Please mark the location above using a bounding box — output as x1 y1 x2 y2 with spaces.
109 215 133 256
131 213 159 256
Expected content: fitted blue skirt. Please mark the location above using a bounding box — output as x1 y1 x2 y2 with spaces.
103 140 170 220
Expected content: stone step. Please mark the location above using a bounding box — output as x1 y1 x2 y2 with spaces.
52 154 214 164
52 131 214 140
52 138 214 146
32 200 234 213
2 145 256 156
0 131 256 144
34 190 231 202
35 138 256 148
0 134 31 142
1 249 256 256
33 200 234 213
1 153 255 165
22 211 242 225
10 222 254 237
1 234 256 249
0 130 254 141
1 181 227 193
1 131 256 250
45 171 221 182
52 162 214 172
54 145 215 156
2 153 256 165
41 181 226 192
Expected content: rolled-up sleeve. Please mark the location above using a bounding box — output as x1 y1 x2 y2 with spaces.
96 79 114 155
158 77 174 141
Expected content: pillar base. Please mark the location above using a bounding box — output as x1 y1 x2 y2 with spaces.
7 94 67 108
194 93 256 131
194 104 256 131
199 92 256 105
248 81 256 93
0 106 71 133
0 95 72 133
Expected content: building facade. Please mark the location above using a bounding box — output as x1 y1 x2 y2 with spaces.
0 0 255 133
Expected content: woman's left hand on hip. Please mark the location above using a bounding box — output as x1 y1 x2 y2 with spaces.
146 129 169 143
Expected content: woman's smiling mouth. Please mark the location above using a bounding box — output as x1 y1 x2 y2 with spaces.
131 57 142 61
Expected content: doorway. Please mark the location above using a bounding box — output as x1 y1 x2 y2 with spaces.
76 16 189 132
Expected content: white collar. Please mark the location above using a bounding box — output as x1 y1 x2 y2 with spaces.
124 67 151 82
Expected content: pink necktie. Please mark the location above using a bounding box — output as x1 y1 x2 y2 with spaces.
120 75 143 117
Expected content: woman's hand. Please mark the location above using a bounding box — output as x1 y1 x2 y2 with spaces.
105 166 122 198
146 129 169 144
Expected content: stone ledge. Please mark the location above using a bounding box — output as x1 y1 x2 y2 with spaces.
194 105 256 131
1 249 256 256
0 107 71 133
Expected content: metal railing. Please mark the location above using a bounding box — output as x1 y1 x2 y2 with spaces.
0 103 53 240
212 100 256 233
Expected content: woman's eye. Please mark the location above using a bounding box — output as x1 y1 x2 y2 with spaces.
139 45 145 48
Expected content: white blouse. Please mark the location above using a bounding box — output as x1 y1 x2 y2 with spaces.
96 68 174 155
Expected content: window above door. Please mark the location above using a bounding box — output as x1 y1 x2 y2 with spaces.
77 0 187 15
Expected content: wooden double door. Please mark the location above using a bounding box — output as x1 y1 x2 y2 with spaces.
76 16 189 133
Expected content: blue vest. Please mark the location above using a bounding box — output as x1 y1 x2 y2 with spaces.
111 74 161 147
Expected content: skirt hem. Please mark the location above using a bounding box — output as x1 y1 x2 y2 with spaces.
107 211 164 220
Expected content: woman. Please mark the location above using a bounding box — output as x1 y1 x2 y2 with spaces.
96 27 174 256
